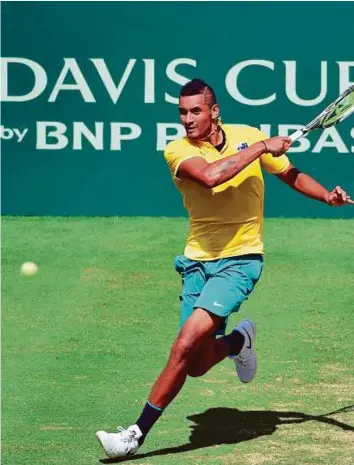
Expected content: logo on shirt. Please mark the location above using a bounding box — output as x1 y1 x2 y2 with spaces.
237 142 249 151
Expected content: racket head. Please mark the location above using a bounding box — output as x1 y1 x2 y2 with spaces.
305 84 354 132
320 85 354 127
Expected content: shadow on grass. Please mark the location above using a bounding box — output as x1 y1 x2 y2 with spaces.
100 404 354 463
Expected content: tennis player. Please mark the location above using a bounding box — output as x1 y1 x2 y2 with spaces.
96 79 352 458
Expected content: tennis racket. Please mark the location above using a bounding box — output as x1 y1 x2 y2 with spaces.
289 84 354 142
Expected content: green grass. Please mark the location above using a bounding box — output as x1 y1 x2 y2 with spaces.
2 217 354 465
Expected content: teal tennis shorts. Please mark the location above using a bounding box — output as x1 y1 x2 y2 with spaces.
174 254 264 335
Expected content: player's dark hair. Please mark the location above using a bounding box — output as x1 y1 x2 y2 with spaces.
180 78 217 107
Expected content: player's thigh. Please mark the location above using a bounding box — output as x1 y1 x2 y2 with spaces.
195 255 264 334
174 255 206 330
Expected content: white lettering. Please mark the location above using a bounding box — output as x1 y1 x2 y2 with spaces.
351 127 354 153
13 128 28 143
337 61 354 94
29 121 354 152
1 58 47 102
284 61 327 106
165 58 197 104
110 122 142 150
259 124 271 137
91 58 136 104
73 122 104 150
156 123 185 150
36 122 68 149
313 127 349 153
143 59 155 103
0 126 28 142
49 58 95 102
225 60 276 105
0 126 14 139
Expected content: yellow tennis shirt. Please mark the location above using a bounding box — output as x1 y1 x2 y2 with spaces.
164 124 290 260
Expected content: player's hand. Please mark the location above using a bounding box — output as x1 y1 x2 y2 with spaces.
263 137 292 157
326 186 354 206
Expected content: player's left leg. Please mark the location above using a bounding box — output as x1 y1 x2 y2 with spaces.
187 254 263 381
187 319 255 379
187 334 233 377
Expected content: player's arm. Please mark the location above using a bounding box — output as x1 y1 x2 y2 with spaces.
177 136 291 188
276 164 354 206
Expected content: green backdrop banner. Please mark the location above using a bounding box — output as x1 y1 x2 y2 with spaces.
2 2 354 217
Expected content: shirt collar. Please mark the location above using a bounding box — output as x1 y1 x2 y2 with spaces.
190 125 229 152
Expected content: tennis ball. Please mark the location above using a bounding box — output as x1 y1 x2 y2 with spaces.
20 262 39 277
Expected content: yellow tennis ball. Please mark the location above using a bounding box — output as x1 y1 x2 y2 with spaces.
20 262 39 277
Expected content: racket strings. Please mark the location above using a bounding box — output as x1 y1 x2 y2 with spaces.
321 87 354 128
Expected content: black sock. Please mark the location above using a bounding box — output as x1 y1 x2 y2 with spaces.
223 330 245 356
136 401 164 445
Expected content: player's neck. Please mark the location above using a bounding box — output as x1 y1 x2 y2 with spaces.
210 126 223 147
200 124 222 146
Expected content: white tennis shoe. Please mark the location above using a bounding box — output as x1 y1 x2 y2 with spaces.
230 319 257 383
96 424 142 458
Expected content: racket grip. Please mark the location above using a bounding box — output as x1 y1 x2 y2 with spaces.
289 129 305 143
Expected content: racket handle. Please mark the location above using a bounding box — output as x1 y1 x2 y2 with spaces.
289 129 305 143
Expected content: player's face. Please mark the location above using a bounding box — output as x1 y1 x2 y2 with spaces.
179 94 216 140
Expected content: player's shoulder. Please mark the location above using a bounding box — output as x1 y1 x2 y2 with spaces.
223 124 265 141
164 136 197 155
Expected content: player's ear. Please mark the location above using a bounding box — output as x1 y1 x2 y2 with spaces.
211 104 219 122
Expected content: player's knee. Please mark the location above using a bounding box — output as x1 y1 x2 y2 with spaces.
172 336 196 363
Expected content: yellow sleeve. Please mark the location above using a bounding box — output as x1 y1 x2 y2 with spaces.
248 128 290 174
164 141 202 179
260 151 290 174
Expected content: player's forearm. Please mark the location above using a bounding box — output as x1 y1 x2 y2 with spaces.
290 172 330 203
202 142 266 188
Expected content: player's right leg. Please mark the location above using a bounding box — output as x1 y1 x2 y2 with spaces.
147 307 224 407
